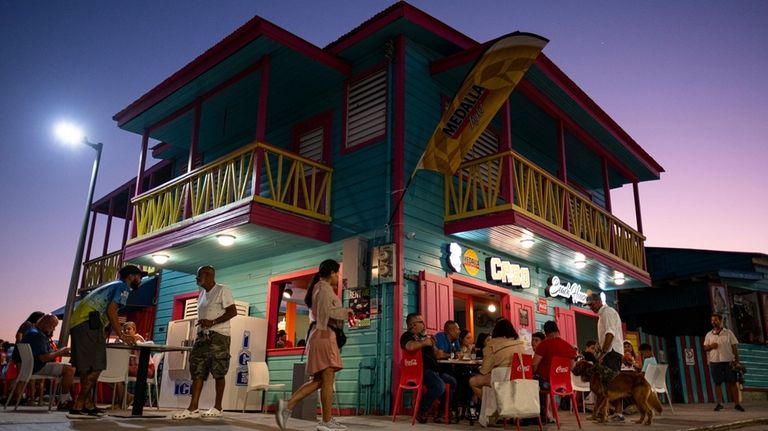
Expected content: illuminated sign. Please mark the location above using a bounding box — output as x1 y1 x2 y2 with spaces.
546 276 587 304
486 257 531 288
463 248 480 276
448 243 463 272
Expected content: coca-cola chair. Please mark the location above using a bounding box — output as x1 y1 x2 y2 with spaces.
540 356 581 429
391 349 450 425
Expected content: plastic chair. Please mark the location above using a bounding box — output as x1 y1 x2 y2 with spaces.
243 361 286 413
97 348 130 409
125 351 163 410
540 357 581 429
478 366 510 427
509 354 542 431
391 349 450 425
644 363 673 413
570 372 592 414
3 344 58 411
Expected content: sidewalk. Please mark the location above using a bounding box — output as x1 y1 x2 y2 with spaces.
1 401 766 431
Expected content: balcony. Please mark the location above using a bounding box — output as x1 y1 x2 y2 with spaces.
445 150 647 284
130 141 332 241
81 250 123 291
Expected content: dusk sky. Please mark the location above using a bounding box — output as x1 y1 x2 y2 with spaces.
1 1 766 342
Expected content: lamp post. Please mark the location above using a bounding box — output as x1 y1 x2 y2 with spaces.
54 122 103 347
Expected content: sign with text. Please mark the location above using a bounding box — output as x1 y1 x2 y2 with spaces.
485 257 531 288
538 297 548 314
347 287 371 328
546 276 587 304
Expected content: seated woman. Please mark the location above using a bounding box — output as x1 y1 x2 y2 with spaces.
459 329 474 358
474 333 490 359
622 341 640 371
115 322 154 406
468 319 525 400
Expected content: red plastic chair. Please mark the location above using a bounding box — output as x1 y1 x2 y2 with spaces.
540 356 581 429
391 349 450 425
509 353 542 431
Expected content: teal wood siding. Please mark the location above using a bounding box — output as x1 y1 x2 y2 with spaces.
739 343 768 390
152 270 196 344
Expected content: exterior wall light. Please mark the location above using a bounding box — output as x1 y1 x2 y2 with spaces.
216 234 236 246
520 237 535 249
614 271 625 286
573 253 587 269
152 254 170 265
488 304 497 313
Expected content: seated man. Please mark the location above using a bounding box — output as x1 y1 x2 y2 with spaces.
582 340 599 363
638 343 657 372
533 321 576 421
275 330 293 348
434 320 461 359
18 314 75 409
400 313 457 424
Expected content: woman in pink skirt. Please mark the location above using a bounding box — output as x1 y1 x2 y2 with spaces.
276 259 352 431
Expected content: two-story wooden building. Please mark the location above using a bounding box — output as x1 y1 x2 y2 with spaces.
82 3 663 413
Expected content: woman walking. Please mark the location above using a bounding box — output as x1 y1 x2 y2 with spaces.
276 259 352 431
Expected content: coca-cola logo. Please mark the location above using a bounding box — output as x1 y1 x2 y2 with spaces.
405 359 417 367
516 364 531 372
555 366 570 373
546 276 587 304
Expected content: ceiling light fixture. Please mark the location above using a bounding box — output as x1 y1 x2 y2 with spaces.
520 237 535 249
216 234 236 246
283 287 294 299
487 304 497 313
614 271 625 286
573 253 587 269
152 254 170 265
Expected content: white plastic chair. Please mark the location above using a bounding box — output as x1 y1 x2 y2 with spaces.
243 361 286 412
97 348 130 409
571 372 593 413
644 363 673 413
478 366 510 427
125 352 162 410
3 344 58 411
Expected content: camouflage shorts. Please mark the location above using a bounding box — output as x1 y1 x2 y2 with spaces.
189 331 231 380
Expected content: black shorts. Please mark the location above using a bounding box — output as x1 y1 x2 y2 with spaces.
70 322 106 373
710 362 736 385
602 350 622 372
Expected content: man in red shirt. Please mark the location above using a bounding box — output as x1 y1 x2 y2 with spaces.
533 321 576 421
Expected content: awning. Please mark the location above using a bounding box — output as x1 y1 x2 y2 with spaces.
51 276 158 317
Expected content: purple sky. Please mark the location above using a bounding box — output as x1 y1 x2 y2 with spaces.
1 1 766 342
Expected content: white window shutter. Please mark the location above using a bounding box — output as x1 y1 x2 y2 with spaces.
299 127 324 162
345 69 387 149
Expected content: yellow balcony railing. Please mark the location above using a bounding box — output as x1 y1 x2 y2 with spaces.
131 141 332 240
81 250 122 290
445 150 645 271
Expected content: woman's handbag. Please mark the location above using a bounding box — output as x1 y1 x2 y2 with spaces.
493 354 540 418
329 319 347 350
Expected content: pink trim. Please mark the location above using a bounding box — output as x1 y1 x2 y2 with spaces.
256 55 270 142
391 35 406 398
450 273 514 297
340 63 388 155
114 18 349 126
172 292 199 320
292 110 333 164
429 41 491 75
535 54 663 176
573 306 597 318
265 267 316 350
326 2 476 55
249 205 331 243
517 80 640 184
266 348 305 357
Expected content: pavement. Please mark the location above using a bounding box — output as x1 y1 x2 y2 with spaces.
1 401 767 431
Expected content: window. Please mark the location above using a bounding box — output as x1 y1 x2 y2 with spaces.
344 68 387 150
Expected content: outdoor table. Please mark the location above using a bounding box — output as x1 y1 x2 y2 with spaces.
438 358 482 366
106 343 191 418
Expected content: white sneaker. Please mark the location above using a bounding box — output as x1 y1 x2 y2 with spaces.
275 399 291 430
317 420 346 431
329 417 348 429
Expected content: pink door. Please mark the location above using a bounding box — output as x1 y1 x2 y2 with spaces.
555 307 577 347
419 271 454 335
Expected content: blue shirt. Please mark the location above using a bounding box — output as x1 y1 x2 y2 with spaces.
20 327 52 373
70 279 131 329
641 356 658 373
435 332 461 355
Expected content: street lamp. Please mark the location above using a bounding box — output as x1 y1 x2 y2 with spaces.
54 122 103 347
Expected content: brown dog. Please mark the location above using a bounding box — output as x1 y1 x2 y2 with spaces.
572 360 663 425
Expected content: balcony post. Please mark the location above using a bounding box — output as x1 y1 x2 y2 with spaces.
251 145 264 198
633 181 644 234
558 120 571 232
131 130 149 238
602 158 616 253
121 186 131 249
501 100 514 204
256 55 270 142
185 101 202 219
84 210 97 262
102 198 114 256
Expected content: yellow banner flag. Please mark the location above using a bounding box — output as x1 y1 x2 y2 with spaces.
419 32 548 175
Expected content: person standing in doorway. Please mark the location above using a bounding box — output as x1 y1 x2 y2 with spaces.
586 293 625 422
172 265 238 419
276 259 352 431
704 313 744 412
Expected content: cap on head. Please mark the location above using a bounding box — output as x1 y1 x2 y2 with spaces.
119 265 148 279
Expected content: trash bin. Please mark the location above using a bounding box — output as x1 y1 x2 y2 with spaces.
292 362 317 421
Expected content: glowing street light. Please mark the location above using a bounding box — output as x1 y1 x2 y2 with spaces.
54 122 103 347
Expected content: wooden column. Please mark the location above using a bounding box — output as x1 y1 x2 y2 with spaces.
131 131 149 238
84 210 97 262
602 158 612 212
501 100 514 204
633 181 644 234
256 55 270 142
102 199 114 255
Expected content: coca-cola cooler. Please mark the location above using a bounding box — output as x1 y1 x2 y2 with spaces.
159 314 267 410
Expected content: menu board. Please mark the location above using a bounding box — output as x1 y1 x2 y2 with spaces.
347 287 371 328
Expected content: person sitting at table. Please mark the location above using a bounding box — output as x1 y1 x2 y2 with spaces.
115 321 154 407
474 333 490 359
638 343 657 372
531 331 545 353
275 330 293 348
434 320 461 359
459 329 474 358
622 341 640 370
532 321 576 422
400 313 457 424
582 340 599 363
468 319 525 401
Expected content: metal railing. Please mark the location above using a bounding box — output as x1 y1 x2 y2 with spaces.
131 141 332 240
445 150 645 270
81 250 122 290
